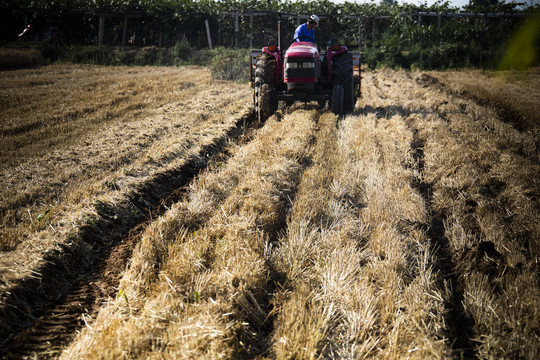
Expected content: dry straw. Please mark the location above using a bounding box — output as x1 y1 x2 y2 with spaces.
1 64 538 359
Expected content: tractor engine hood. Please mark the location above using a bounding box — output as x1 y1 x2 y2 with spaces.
283 42 320 91
285 41 319 59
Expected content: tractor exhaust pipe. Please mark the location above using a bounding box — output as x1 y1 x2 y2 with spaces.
278 18 283 50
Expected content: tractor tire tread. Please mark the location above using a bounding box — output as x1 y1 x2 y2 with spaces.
332 53 355 113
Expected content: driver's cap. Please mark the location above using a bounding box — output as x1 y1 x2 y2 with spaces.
308 14 319 26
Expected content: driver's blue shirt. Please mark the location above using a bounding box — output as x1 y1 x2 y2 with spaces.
294 23 314 42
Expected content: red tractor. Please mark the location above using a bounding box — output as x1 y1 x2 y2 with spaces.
250 20 361 121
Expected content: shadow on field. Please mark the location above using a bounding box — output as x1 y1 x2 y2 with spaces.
360 105 412 119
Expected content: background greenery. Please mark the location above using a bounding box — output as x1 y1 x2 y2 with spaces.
1 0 539 73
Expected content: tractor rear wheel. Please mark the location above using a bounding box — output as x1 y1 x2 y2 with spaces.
332 53 354 113
255 54 277 121
331 84 344 116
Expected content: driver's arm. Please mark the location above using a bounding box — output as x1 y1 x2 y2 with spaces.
294 26 302 42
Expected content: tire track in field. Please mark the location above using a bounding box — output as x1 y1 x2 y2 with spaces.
226 114 319 358
0 109 258 359
268 110 353 358
248 109 322 357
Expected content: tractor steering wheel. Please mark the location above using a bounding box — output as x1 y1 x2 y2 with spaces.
293 36 315 44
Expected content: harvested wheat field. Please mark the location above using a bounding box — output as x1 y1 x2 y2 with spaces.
0 64 539 359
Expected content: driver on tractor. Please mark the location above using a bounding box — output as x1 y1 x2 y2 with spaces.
293 14 319 43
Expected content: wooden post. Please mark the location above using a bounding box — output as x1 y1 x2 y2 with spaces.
122 17 128 46
249 15 253 48
499 14 504 43
235 15 239 49
205 19 213 50
218 20 221 47
358 20 362 48
372 18 376 47
438 13 442 30
418 13 422 28
98 16 105 45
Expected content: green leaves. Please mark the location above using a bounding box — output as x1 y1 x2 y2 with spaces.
4 0 534 70
103 178 119 190
37 209 51 222
117 288 129 304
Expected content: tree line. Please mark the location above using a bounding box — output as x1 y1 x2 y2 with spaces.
1 0 538 69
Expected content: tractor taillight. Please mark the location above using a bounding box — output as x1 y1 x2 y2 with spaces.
331 45 341 51
268 45 277 51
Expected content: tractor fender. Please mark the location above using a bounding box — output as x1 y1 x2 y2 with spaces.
263 47 282 85
326 45 348 83
250 47 282 87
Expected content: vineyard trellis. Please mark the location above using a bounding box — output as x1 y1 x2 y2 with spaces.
1 0 538 69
